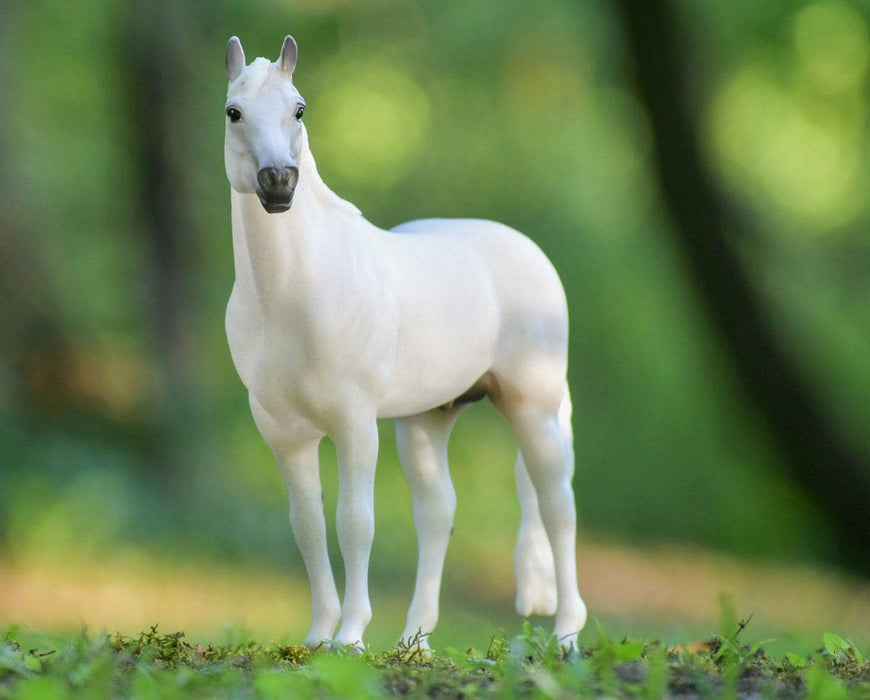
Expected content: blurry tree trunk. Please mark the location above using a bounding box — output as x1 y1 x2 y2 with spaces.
117 2 197 484
0 3 78 418
0 6 171 483
119 1 192 400
615 0 869 571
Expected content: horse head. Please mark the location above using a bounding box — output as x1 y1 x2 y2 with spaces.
224 36 307 213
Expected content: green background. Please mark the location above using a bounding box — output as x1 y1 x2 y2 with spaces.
1 0 867 651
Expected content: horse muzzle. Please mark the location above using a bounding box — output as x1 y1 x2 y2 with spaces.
256 166 299 213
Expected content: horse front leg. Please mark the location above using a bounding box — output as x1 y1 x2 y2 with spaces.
332 416 380 648
394 408 459 649
275 438 342 647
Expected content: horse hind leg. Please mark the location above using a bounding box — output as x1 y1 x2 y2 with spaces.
514 449 558 617
504 387 586 645
394 407 460 649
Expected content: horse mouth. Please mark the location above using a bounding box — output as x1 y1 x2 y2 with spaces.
258 192 294 214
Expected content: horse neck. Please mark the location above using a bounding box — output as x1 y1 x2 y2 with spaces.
230 142 367 306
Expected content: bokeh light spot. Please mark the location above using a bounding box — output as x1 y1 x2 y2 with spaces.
793 0 869 93
709 68 863 231
309 57 431 191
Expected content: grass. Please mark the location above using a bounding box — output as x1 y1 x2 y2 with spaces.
2 619 866 698
2 541 867 696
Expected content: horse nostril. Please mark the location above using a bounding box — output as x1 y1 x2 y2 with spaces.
257 167 274 189
285 166 299 189
257 166 298 191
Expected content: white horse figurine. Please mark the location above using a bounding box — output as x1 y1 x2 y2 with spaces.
223 35 587 650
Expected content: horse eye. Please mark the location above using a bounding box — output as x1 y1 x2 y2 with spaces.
295 105 305 121
226 107 242 123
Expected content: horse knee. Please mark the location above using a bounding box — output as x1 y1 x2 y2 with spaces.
413 480 456 536
517 427 572 485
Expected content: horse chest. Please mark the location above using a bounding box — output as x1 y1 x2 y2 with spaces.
226 285 395 423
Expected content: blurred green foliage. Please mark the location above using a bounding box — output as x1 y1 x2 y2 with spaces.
0 0 867 586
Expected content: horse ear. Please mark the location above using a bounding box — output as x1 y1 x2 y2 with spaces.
226 36 246 82
278 35 298 76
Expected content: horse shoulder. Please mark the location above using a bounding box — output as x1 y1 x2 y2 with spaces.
225 284 259 387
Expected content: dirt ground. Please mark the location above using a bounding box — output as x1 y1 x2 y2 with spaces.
2 539 867 652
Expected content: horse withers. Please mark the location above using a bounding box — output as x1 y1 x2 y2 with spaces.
223 35 586 650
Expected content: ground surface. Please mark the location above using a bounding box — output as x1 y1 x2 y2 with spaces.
1 623 867 698
2 539 867 654
2 540 868 696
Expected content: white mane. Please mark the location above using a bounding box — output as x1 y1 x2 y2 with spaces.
298 134 362 219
